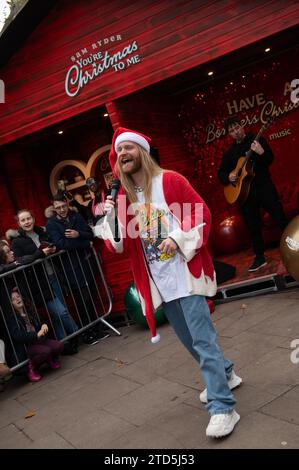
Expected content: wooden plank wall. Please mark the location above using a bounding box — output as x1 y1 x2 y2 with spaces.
1 0 299 145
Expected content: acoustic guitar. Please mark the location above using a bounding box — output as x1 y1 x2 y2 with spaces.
224 118 273 205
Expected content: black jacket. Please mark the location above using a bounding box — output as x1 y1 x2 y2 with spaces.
46 212 94 250
12 226 48 261
8 311 40 345
46 212 94 288
1 255 42 325
0 262 18 275
218 134 274 187
6 309 42 364
11 226 55 304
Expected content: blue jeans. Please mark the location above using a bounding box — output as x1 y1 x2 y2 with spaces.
47 275 78 340
163 295 236 415
49 274 65 305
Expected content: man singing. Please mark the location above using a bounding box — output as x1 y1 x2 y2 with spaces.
94 127 242 438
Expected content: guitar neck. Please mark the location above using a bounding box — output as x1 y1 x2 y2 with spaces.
234 118 272 180
245 127 265 160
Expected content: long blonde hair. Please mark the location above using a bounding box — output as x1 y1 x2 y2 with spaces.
115 145 162 203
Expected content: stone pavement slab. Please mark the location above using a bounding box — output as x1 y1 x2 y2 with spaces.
260 392 299 426
103 377 192 426
58 409 137 449
107 422 184 449
0 423 32 449
27 431 75 449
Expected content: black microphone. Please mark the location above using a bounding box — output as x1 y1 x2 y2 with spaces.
110 179 121 203
109 179 120 242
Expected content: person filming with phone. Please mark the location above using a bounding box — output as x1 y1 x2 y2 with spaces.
46 194 109 344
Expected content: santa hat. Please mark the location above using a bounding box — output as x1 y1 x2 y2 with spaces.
109 127 151 174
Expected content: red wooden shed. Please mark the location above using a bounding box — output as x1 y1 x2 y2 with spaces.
1 0 299 314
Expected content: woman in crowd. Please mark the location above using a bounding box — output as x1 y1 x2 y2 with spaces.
0 240 23 370
0 239 20 274
8 288 63 382
8 210 79 354
85 177 106 225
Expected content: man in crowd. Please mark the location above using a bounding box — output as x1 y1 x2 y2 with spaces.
46 194 109 344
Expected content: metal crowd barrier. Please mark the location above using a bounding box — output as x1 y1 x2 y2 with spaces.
0 246 119 371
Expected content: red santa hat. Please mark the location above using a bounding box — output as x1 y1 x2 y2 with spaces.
109 127 151 174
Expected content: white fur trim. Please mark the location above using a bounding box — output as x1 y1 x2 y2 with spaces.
151 333 161 344
44 205 55 219
115 132 150 153
169 222 206 262
5 229 19 240
149 277 163 310
185 265 217 297
138 292 146 316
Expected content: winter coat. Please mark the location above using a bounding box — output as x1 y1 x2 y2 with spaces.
7 309 42 364
11 226 55 304
46 212 94 288
96 170 216 342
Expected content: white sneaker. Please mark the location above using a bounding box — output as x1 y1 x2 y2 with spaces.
206 410 240 438
199 370 242 404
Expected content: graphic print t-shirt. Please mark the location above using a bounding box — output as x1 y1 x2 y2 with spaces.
136 174 190 303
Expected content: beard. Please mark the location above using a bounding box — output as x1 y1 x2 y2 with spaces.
121 157 142 175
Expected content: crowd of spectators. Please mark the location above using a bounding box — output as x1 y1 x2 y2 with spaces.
0 182 109 390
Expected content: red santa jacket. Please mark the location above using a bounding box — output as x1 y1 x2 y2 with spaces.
95 170 216 342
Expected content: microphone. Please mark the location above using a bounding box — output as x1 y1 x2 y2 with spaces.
110 179 121 203
109 179 121 242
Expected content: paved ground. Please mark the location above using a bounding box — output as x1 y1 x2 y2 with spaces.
1 288 299 449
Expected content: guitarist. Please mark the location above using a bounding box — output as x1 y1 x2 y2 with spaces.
218 115 287 272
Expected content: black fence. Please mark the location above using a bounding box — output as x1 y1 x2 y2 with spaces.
0 246 118 371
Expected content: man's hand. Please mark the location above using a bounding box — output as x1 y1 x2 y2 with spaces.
42 246 56 256
104 195 115 214
65 229 79 238
251 140 264 155
158 238 178 255
229 170 238 182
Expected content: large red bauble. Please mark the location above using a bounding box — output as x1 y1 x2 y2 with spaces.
210 214 250 255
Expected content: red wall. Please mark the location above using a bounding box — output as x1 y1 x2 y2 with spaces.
1 0 299 145
107 89 198 186
178 47 299 218
0 109 112 235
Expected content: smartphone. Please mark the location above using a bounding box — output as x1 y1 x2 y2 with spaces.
63 220 73 230
40 241 54 249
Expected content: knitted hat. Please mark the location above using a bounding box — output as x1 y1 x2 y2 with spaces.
109 127 151 174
